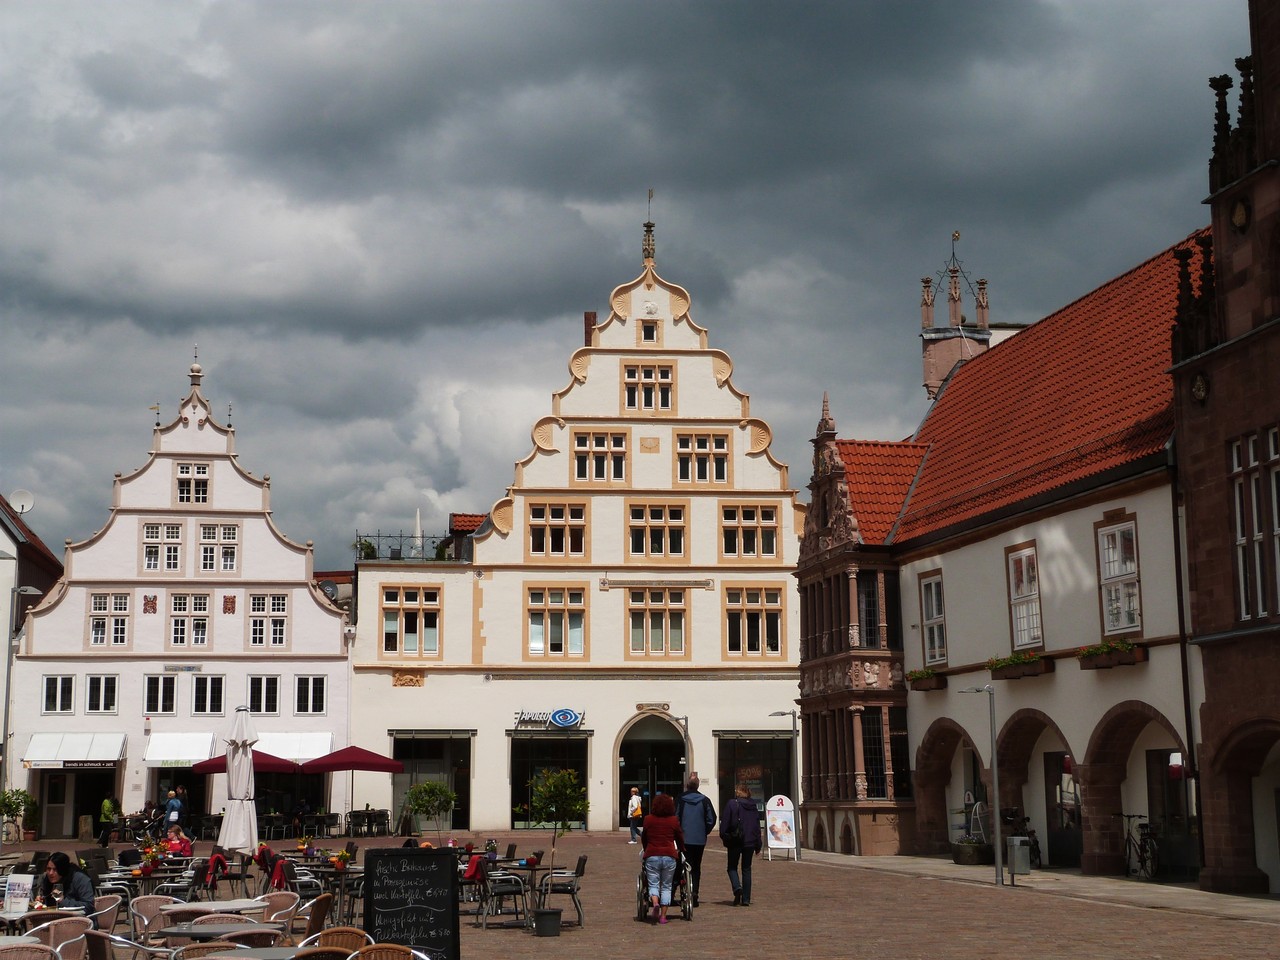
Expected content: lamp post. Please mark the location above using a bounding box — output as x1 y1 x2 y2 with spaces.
769 708 802 859
1 548 42 792
960 684 1003 885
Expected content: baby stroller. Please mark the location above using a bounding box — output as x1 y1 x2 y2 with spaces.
634 852 693 922
129 811 167 846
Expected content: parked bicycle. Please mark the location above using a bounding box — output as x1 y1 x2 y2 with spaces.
1118 813 1158 879
1001 809 1042 868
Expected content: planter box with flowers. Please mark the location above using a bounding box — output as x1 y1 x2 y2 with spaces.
906 669 947 692
951 835 995 865
987 651 1054 681
1076 639 1147 670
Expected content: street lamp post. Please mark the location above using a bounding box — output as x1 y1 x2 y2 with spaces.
960 684 1003 885
769 708 802 859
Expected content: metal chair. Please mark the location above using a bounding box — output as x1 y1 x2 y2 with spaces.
84 929 171 960
87 895 123 933
477 860 527 930
127 896 181 945
539 854 587 927
154 859 210 901
291 949 350 960
253 891 299 927
289 893 332 943
504 843 517 860
171 944 250 960
28 918 93 958
348 946 416 960
0 945 61 960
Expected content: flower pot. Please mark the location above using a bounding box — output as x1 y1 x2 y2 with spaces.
1078 646 1148 670
532 908 562 937
909 674 947 691
22 830 35 842
989 658 1055 681
951 842 994 866
140 863 153 876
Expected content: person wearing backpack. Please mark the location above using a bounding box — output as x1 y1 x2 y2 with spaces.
676 773 717 907
719 782 761 906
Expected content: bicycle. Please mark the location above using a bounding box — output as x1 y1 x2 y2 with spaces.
1118 813 1158 879
1 817 19 845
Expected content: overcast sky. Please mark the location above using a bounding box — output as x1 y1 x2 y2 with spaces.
0 1 1250 570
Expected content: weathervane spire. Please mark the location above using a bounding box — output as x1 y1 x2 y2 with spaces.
643 189 655 262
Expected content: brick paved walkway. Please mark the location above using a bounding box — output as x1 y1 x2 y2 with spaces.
16 832 1279 959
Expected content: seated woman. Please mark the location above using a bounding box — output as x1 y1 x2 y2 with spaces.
165 824 194 857
35 852 96 914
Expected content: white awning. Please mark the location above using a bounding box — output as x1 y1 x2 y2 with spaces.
143 732 214 768
23 732 126 770
256 731 333 763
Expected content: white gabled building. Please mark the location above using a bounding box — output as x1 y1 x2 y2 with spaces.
15 363 349 838
349 223 805 833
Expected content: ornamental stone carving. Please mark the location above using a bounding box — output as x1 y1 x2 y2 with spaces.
392 670 425 687
143 595 157 615
569 351 590 384
531 417 561 452
712 355 732 386
491 498 514 535
223 595 236 614
745 419 771 454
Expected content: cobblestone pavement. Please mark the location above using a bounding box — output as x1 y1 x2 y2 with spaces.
18 832 1280 959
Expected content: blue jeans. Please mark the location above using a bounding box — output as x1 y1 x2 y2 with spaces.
630 817 642 841
726 845 755 904
644 855 677 905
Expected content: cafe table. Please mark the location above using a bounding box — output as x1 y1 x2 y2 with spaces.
306 864 363 924
0 935 37 945
160 899 266 916
205 949 300 960
156 922 282 943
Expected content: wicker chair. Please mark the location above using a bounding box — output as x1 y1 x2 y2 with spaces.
84 929 171 960
128 896 181 945
291 948 351 960
28 917 93 956
289 893 332 943
0 944 61 960
171 943 251 960
216 928 284 948
88 895 123 933
297 926 372 952
348 946 416 960
254 891 299 926
190 914 253 927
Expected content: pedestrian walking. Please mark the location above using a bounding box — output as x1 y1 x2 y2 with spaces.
676 773 716 907
641 792 684 924
627 786 643 843
720 782 761 906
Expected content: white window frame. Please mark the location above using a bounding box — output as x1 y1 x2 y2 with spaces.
169 593 210 647
295 676 326 715
145 675 177 715
1007 544 1043 649
724 587 782 657
176 461 210 505
623 364 674 412
249 594 288 648
193 675 225 716
248 675 280 715
573 432 627 482
42 675 74 714
920 574 947 664
381 587 442 658
629 588 687 657
721 504 777 559
1097 520 1141 635
628 503 685 559
86 675 118 714
677 433 729 484
526 588 586 658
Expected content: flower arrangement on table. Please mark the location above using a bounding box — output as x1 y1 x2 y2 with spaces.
328 849 353 870
297 835 315 852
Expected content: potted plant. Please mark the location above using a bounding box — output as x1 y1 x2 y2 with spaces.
906 668 947 691
329 848 352 872
404 780 457 846
951 833 995 865
986 650 1054 680
525 768 589 937
0 790 29 848
1076 638 1147 670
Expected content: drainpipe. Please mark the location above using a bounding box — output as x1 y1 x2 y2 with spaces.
1167 442 1204 871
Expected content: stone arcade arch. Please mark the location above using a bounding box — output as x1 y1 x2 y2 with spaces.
1199 717 1280 893
1079 699 1187 875
913 717 981 853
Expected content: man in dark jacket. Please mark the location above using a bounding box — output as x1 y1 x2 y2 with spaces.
676 773 717 907
719 782 761 906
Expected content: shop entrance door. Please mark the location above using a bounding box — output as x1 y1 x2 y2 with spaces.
619 717 685 827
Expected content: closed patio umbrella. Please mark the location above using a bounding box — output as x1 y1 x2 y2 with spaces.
216 706 260 855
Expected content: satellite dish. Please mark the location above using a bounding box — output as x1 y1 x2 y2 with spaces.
319 580 338 600
8 490 34 515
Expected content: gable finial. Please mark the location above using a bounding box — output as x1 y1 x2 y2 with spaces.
227 401 233 428
643 219 655 262
150 401 161 427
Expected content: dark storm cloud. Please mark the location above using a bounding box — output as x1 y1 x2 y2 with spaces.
0 0 1251 568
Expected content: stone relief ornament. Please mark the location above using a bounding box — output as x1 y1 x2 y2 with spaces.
392 670 425 688
143 595 157 615
531 417 561 452
223 595 236 614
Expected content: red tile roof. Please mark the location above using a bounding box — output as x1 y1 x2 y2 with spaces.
450 513 487 534
836 229 1205 546
836 440 928 545
0 494 62 573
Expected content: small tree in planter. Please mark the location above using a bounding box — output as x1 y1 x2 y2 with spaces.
526 768 589 874
404 780 457 845
0 790 37 846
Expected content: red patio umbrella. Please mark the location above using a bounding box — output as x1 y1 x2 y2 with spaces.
300 745 404 774
192 749 302 775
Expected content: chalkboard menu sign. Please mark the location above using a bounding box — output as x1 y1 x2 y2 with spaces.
363 847 459 960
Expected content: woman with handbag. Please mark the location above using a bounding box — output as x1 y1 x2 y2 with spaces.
720 782 761 906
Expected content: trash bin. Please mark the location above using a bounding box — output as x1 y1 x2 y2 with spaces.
1006 836 1031 876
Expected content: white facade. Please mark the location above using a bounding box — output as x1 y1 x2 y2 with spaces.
15 365 348 838
350 226 805 833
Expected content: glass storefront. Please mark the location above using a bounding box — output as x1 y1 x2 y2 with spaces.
392 732 474 832
510 735 588 829
716 733 793 812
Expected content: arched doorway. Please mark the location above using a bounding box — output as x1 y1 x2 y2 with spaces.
618 715 686 826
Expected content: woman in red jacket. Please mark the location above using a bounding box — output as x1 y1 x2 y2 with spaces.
641 793 684 924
